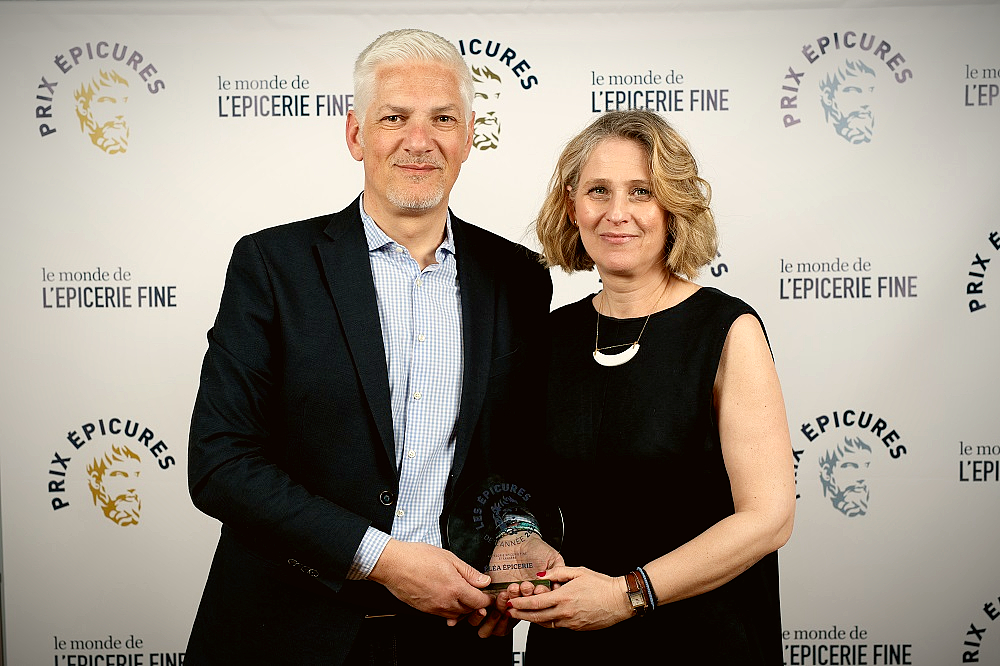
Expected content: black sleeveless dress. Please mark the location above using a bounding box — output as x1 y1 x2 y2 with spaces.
526 287 782 665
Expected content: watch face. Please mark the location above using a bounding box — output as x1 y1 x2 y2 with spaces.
629 592 644 607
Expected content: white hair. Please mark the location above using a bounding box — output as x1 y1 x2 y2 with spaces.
353 28 474 126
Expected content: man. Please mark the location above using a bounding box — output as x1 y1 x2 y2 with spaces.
819 58 876 145
818 436 872 517
185 29 552 665
86 443 142 526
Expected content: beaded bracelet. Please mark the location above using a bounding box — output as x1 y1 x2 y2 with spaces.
495 511 541 541
636 566 658 610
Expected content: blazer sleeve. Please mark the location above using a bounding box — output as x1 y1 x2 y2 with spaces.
188 233 370 593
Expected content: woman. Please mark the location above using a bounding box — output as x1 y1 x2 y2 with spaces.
504 109 795 664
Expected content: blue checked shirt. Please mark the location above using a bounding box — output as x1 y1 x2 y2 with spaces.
348 197 464 579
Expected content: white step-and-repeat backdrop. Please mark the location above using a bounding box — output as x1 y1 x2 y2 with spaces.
1 1 998 663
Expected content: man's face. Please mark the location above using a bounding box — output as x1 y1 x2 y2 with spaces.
825 450 870 517
346 60 474 221
827 71 875 144
93 458 142 526
79 81 130 154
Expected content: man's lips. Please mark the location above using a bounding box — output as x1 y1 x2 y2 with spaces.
395 162 440 174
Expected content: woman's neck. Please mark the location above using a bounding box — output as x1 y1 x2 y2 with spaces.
597 269 674 319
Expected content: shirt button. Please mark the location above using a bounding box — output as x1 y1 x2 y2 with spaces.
396 509 405 517
379 491 393 505
407 450 416 459
413 391 422 400
414 278 423 287
394 246 404 253
417 334 426 342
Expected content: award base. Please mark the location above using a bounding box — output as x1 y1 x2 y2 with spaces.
447 475 563 594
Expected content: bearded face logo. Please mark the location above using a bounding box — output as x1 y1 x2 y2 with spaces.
471 64 502 151
819 59 876 145
74 69 131 154
87 443 142 526
819 436 872 517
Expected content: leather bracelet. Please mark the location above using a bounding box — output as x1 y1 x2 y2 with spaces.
625 571 648 616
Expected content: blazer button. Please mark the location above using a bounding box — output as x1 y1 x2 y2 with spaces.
379 490 394 506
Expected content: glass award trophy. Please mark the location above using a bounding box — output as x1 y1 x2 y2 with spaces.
447 474 564 593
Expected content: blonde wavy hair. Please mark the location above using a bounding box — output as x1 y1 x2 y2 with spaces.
536 110 717 278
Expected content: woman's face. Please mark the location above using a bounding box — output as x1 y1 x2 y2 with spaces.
569 137 668 280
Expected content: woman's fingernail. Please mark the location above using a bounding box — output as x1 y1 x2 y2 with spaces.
537 571 546 577
506 601 513 608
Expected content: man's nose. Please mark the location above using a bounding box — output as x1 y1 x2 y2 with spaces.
402 120 433 153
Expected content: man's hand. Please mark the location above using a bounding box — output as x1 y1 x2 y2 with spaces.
368 540 492 620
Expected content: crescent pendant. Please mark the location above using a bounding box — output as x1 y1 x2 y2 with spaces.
593 342 640 367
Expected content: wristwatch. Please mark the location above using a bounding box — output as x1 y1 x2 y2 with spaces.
625 571 648 616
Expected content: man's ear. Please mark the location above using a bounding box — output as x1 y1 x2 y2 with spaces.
346 110 364 162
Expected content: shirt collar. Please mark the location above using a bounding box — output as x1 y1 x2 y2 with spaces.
359 195 456 258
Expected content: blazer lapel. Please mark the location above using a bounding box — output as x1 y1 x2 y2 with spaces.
450 216 496 481
315 203 397 471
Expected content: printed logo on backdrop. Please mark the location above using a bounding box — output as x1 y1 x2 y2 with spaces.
777 30 914 144
958 440 999 484
783 624 913 665
589 64 729 115
964 64 1000 108
778 255 918 302
959 591 1000 664
457 37 540 152
964 229 1000 314
34 41 167 153
216 71 353 119
704 251 730 282
781 624 915 666
40 266 177 310
47 417 177 524
786 408 914 664
794 407 906 511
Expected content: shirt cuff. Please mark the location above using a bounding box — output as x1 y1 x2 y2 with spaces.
347 527 392 580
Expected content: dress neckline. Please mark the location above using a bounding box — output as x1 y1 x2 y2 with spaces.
591 285 708 322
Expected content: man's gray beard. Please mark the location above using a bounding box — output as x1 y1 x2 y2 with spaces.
387 182 445 211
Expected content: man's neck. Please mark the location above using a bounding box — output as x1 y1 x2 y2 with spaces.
362 197 448 270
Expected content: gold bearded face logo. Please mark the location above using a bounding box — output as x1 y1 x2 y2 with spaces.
87 443 142 526
471 64 502 151
74 69 131 154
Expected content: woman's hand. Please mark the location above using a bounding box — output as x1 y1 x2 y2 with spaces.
467 534 565 637
505 566 633 631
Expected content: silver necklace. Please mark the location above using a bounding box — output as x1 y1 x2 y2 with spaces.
593 274 672 367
